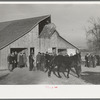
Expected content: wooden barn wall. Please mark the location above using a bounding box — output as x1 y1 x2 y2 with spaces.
50 31 58 47
0 51 1 69
45 38 50 52
50 31 58 53
0 25 39 69
50 31 77 54
0 46 10 69
57 35 76 49
39 38 50 53
39 31 58 53
39 38 44 53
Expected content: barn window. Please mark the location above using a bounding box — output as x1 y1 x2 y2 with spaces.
58 49 66 53
52 47 56 54
39 17 51 35
58 49 67 55
30 48 34 54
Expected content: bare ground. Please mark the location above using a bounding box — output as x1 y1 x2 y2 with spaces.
0 65 100 85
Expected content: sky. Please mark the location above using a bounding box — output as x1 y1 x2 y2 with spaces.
0 4 100 49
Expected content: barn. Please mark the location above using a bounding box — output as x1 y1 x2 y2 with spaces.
0 15 79 69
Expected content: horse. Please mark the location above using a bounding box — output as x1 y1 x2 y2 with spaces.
47 53 81 78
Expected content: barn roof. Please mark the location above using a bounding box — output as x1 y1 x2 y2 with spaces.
0 15 50 50
56 30 79 50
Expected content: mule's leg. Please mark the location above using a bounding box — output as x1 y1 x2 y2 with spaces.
77 65 81 78
48 65 53 77
45 62 49 72
67 67 71 78
57 65 62 78
74 66 80 78
45 67 48 72
48 67 51 77
48 70 51 77
63 72 67 78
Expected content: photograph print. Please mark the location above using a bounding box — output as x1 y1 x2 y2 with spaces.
0 3 99 85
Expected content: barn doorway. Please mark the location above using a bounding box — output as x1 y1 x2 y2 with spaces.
10 48 28 69
30 48 34 54
10 48 27 54
52 47 56 54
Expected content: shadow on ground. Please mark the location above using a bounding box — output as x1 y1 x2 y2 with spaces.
51 67 78 78
0 73 9 81
81 71 100 84
0 69 8 71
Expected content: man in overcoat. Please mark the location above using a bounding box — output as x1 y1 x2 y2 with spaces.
36 52 41 70
29 53 34 71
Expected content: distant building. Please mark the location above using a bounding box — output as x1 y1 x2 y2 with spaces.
0 15 79 69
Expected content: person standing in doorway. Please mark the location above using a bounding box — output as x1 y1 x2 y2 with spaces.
14 51 18 68
85 53 89 67
23 52 27 67
7 52 15 71
18 52 24 68
11 52 15 69
29 53 34 71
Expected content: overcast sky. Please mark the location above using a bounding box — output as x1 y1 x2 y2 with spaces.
0 4 100 49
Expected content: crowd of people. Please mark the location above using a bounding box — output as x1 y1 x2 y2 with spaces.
7 50 54 72
85 53 100 68
7 51 82 79
36 52 58 72
7 51 70 72
8 50 100 72
7 51 34 71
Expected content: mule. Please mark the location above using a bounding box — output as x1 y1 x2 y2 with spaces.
47 53 81 78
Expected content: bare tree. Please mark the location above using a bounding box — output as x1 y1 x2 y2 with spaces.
85 17 100 53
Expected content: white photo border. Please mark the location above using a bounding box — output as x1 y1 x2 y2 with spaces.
0 1 100 99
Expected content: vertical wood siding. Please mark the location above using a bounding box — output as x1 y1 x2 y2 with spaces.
0 25 78 69
57 35 76 49
0 25 39 69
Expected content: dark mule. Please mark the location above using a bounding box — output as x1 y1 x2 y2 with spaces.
47 53 81 78
69 53 81 78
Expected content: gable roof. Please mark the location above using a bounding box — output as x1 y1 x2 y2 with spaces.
0 15 50 50
55 30 79 50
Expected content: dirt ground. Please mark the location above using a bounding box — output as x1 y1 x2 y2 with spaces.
0 65 100 85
